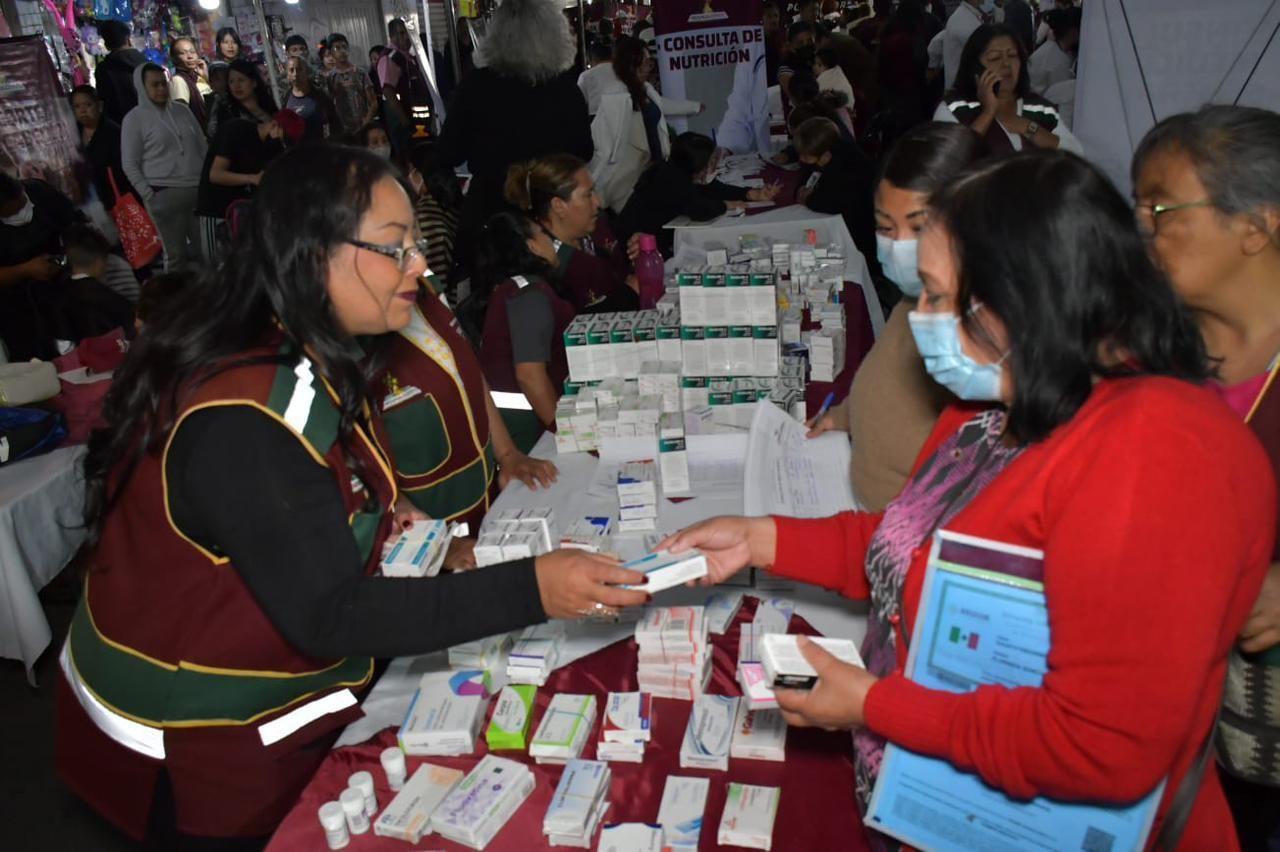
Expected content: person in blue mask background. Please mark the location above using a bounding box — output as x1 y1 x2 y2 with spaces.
809 122 984 511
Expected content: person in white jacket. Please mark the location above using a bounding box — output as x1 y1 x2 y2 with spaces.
121 63 207 270
589 36 700 213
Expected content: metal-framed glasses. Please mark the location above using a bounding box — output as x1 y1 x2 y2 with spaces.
1134 199 1213 236
346 238 430 272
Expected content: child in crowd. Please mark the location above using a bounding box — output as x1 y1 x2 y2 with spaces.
59 224 135 343
361 122 392 159
132 270 186 331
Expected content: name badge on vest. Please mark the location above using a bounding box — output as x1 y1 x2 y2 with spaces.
381 381 422 409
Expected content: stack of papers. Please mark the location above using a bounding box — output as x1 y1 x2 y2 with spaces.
596 692 653 763
717 783 781 850
635 607 711 700
398 670 491 756
617 460 658 532
543 759 612 847
381 519 452 578
679 695 739 771
507 622 565 685
529 693 598 764
619 549 708 595
485 684 537 751
448 632 512 670
730 702 787 761
657 776 709 849
429 754 535 850
373 762 465 843
597 823 664 851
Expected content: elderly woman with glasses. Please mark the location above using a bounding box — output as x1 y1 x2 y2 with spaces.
374 229 558 565
1132 103 1280 852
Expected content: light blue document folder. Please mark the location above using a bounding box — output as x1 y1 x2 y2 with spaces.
864 530 1163 852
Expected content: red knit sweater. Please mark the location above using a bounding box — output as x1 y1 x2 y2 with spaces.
770 377 1276 849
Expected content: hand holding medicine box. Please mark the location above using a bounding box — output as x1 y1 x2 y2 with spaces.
381 519 452 578
760 634 864 690
619 549 708 594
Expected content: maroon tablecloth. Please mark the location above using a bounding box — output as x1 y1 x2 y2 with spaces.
266 597 870 851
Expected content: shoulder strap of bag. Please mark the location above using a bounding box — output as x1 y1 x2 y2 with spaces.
1151 710 1220 852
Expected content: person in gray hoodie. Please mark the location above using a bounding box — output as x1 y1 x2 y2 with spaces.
121 63 208 270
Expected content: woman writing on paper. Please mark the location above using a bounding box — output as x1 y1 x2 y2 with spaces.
663 151 1274 849
56 144 649 847
1132 104 1280 850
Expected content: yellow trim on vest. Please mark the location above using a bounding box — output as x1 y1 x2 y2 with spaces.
67 643 374 728
398 303 493 493
161 400 335 565
177 656 349 679
400 439 492 490
83 585 179 672
389 391 454 480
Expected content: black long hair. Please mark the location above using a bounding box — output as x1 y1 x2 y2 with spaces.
227 57 278 115
613 35 649 111
949 24 1031 102
215 27 242 62
475 210 558 298
928 150 1209 443
83 144 403 542
878 121 987 190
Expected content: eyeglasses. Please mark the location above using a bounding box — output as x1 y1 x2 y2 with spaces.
346 238 430 273
1134 199 1213 236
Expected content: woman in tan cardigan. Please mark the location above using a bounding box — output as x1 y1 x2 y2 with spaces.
809 123 985 510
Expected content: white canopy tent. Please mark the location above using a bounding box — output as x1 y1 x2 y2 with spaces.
1075 0 1280 194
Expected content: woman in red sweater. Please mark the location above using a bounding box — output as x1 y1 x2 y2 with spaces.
664 151 1276 849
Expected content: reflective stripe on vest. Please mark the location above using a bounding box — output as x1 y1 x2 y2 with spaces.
63 639 361 754
61 643 166 760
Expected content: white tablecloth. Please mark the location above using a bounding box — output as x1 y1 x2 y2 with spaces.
0 445 87 683
336 432 867 747
668 205 883 337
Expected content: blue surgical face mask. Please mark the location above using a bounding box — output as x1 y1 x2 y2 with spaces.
979 0 997 14
875 234 923 297
907 308 1008 401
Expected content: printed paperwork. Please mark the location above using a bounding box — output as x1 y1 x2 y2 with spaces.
743 400 857 517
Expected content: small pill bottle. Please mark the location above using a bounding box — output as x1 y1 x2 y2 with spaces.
348 770 378 818
381 746 407 791
317 801 350 849
339 787 370 834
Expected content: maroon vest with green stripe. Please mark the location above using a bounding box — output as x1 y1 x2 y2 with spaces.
67 346 396 730
379 289 496 530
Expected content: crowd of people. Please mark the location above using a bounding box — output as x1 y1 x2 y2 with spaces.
4 0 1279 849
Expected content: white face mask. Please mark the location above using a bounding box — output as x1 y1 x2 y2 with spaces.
1 196 34 227
875 234 923 297
369 145 392 160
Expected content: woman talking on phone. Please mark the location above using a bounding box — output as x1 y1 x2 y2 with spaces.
934 24 1082 156
56 144 648 847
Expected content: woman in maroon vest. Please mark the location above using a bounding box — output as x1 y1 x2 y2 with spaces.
479 210 578 452
505 153 640 314
58 144 648 846
1133 104 1280 851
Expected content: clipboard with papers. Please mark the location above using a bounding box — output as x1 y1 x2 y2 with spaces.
864 530 1165 852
